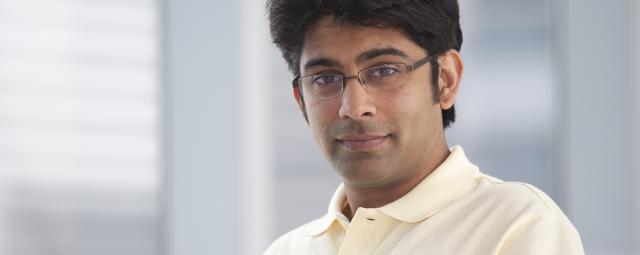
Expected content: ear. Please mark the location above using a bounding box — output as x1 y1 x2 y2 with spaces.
437 49 464 110
293 86 310 124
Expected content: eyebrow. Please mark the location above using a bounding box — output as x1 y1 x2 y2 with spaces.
303 58 343 73
355 47 409 64
302 47 409 73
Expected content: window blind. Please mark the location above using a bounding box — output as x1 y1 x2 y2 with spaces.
0 0 160 254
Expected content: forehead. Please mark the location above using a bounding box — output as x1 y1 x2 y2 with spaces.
301 16 426 65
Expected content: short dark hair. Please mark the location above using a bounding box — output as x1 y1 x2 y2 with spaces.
267 0 462 128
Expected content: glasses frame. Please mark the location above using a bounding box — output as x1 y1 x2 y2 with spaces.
292 54 435 99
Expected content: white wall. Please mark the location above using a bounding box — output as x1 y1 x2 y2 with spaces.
162 0 273 254
161 0 243 254
554 0 638 254
634 0 640 252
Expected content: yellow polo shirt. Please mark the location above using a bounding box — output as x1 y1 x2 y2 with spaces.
264 146 585 255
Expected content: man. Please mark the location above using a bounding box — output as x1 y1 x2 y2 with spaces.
264 0 585 254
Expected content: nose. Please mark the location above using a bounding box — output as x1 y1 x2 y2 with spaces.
338 77 377 120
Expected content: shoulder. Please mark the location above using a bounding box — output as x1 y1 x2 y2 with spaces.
472 174 560 215
463 176 584 253
452 173 574 230
473 181 585 254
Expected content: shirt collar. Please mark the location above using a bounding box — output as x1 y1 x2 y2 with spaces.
305 145 479 236
304 182 349 236
378 145 478 222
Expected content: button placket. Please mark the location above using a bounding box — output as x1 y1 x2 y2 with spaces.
337 209 394 255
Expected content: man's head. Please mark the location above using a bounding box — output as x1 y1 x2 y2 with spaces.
267 0 463 188
268 0 462 128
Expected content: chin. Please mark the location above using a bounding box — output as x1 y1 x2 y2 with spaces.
333 159 391 186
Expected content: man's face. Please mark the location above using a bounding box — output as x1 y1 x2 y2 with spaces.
297 16 447 188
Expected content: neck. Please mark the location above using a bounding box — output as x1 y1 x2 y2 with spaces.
341 143 450 220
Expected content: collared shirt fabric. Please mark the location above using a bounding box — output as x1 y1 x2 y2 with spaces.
264 146 585 255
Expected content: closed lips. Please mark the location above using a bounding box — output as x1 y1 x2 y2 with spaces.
336 134 390 150
338 135 388 141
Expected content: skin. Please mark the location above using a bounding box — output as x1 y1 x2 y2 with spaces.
295 16 464 220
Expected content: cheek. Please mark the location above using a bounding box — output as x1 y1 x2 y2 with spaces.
385 85 430 118
306 100 337 124
306 100 339 141
383 82 440 135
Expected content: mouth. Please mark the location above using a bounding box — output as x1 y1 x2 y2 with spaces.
336 134 390 151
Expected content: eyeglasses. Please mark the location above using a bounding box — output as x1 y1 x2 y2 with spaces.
292 55 434 99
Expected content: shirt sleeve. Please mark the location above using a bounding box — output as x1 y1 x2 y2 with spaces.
497 208 585 255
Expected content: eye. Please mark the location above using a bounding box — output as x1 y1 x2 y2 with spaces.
312 74 342 85
369 65 399 77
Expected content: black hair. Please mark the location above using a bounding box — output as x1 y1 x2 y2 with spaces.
267 0 462 128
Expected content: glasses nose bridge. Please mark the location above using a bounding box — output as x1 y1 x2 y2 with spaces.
338 74 370 99
342 75 366 90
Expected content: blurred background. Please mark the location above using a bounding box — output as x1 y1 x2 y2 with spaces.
0 0 637 255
